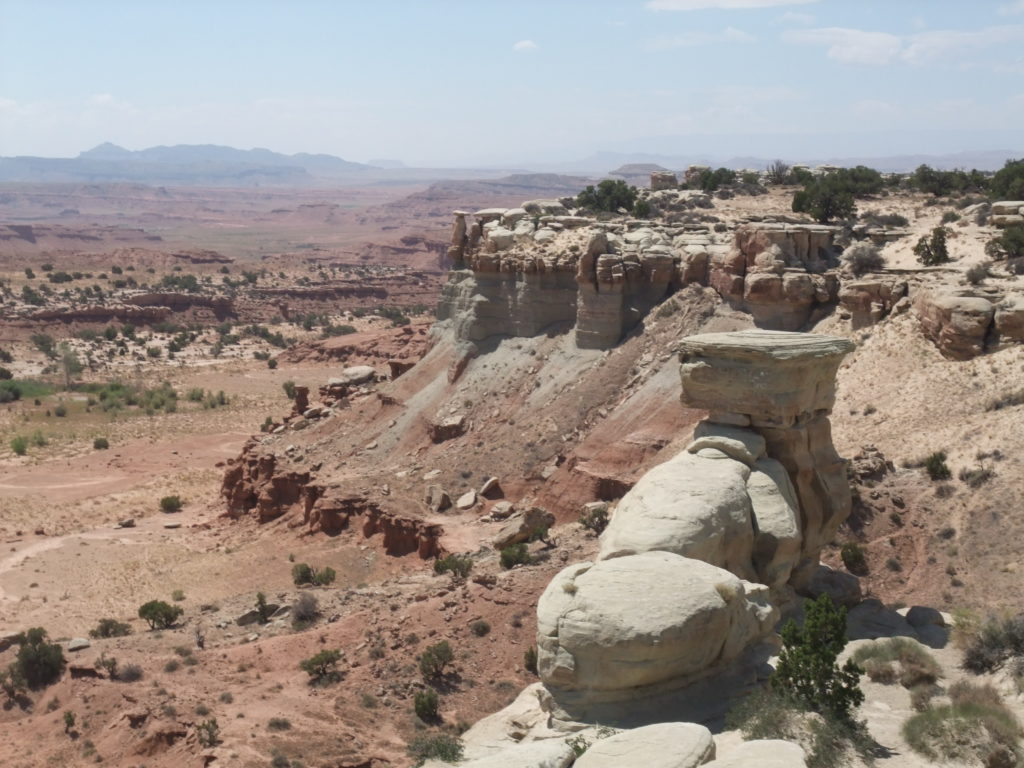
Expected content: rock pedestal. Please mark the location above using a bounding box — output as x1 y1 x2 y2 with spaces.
677 330 854 588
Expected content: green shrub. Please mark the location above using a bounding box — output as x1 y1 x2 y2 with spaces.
117 663 143 682
579 504 610 534
196 718 220 747
414 688 439 720
419 640 454 680
470 620 491 637
53 403 67 418
986 224 1024 262
524 646 538 675
299 649 342 685
840 542 867 574
407 734 463 766
93 437 110 450
89 618 132 639
924 451 952 481
291 592 319 627
255 591 271 623
282 380 297 399
500 543 532 570
434 554 473 580
841 242 885 276
268 717 292 731
990 158 1024 200
773 594 863 721
10 436 27 456
11 628 65 688
291 562 335 586
914 227 951 266
138 600 183 629
159 495 183 513
576 179 638 213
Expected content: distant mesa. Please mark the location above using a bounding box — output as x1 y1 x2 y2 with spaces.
367 158 407 169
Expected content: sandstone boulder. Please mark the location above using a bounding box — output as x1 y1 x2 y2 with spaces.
537 552 773 700
423 738 574 768
746 458 801 589
493 507 554 549
994 294 1024 346
705 740 806 768
574 722 714 768
650 171 679 191
914 291 994 360
424 485 451 513
806 564 862 607
687 422 766 466
522 199 568 216
429 414 466 443
331 365 376 386
838 277 908 329
456 490 478 510
598 450 755 581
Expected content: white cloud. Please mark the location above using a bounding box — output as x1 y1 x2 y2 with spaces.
512 39 538 51
999 0 1024 15
648 26 754 49
783 27 902 65
90 93 115 106
648 0 815 9
784 24 1024 67
778 10 814 25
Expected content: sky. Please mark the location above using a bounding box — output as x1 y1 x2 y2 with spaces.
1 0 1023 167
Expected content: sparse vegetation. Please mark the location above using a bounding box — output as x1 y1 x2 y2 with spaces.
576 179 638 214
914 226 952 266
407 733 463 766
840 542 868 575
299 649 342 685
962 613 1024 674
8 628 65 689
470 620 491 637
159 495 183 513
851 638 942 689
196 718 221 747
419 640 454 680
138 600 183 629
291 592 319 627
414 688 440 721
841 241 886 276
579 504 610 534
89 618 132 639
291 562 336 586
500 543 532 569
433 554 473 580
93 436 110 450
924 451 952 481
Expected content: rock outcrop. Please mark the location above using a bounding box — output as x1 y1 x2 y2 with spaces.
676 330 854 589
991 200 1024 227
436 208 844 352
574 722 714 768
536 552 777 723
914 290 996 360
838 277 908 329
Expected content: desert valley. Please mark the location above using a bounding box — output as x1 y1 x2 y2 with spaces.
4 1 1024 766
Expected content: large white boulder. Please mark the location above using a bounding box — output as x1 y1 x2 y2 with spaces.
575 722 715 768
746 457 801 588
705 740 806 767
537 552 771 696
423 738 573 768
598 450 756 581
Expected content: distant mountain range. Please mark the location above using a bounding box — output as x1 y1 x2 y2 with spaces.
1 141 1020 189
0 143 519 187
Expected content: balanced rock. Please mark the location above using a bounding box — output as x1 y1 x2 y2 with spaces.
574 722 714 768
493 507 554 549
678 330 854 588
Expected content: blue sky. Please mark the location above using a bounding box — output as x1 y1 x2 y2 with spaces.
1 0 1023 165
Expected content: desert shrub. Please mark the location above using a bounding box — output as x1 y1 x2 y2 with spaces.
89 618 132 639
727 687 874 768
164 659 181 673
419 640 454 680
773 594 864 721
414 688 439 721
93 437 110 450
10 436 27 456
841 242 885 276
255 591 271 623
986 388 1024 412
579 504 610 534
268 717 292 731
911 164 989 197
171 589 185 602
793 176 856 223
11 628 65 688
576 179 638 213
864 211 909 227
53 403 67 417
219 691 233 703
314 566 336 586
903 681 1021 764
986 224 1024 262
966 261 992 285
433 554 473 580
138 600 183 629
962 614 1024 674
914 226 951 266
291 592 319 626
159 495 183 513
909 684 935 712
524 646 538 675
696 167 737 192
196 718 220 747
924 451 952 481
116 664 143 682
299 649 342 685
959 466 995 488
862 659 897 684
840 542 868 575
500 543 532 570
852 637 942 691
470 620 491 637
886 557 903 572
766 159 792 185
267 358 278 369
941 211 961 224
282 380 297 399
407 733 463 766
291 563 315 585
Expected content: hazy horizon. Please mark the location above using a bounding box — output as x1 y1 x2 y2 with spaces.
2 0 1024 167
